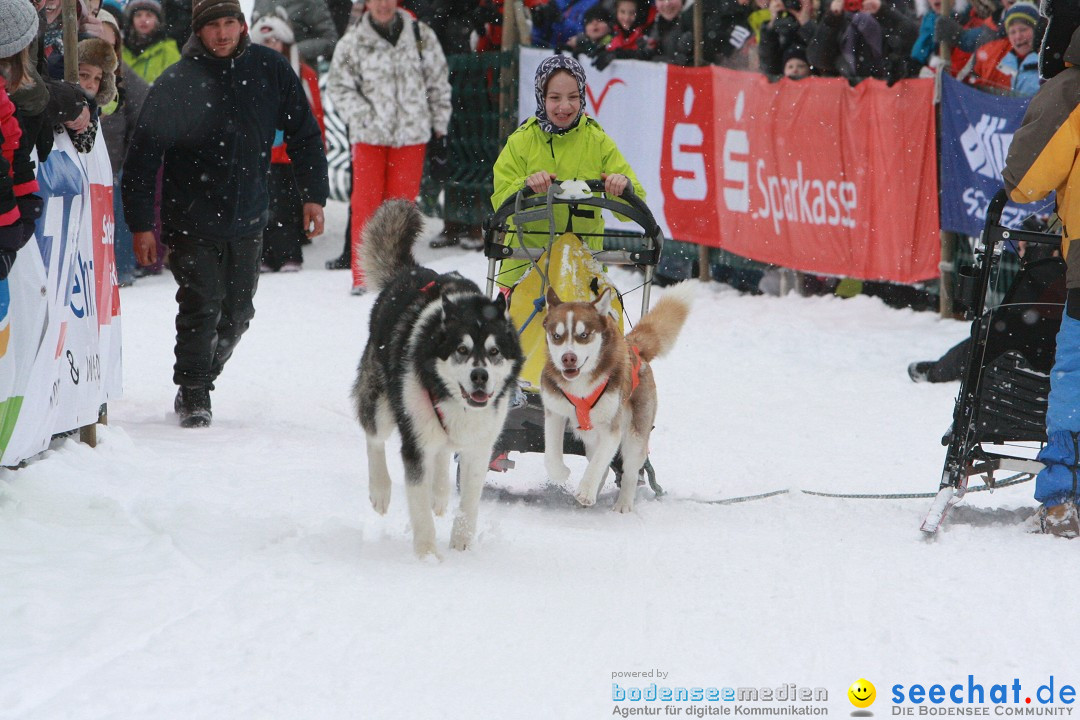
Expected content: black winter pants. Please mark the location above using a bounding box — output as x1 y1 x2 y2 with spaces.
165 228 262 389
927 336 969 383
261 163 304 270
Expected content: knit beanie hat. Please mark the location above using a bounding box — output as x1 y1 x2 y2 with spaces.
97 9 124 58
783 44 809 66
0 0 40 60
1003 1 1040 29
192 0 245 31
584 5 614 25
250 10 300 75
250 12 295 46
124 0 164 24
77 37 118 107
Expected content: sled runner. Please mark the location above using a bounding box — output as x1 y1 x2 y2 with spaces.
922 189 1066 534
482 179 667 495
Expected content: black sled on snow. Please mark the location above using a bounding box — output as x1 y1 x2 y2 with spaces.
922 189 1066 533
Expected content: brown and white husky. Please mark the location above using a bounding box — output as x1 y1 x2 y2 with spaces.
540 281 695 512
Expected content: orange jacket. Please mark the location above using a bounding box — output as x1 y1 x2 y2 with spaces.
967 36 1013 92
1003 30 1080 281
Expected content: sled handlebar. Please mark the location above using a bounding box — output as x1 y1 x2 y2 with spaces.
984 189 1061 248
488 179 662 242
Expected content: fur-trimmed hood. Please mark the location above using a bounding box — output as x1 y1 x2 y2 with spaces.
78 37 118 107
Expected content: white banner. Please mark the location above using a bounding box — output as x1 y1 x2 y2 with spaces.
0 129 123 466
518 47 670 235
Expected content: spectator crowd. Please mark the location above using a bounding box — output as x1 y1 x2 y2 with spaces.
531 0 1045 90
0 0 1055 424
0 0 1048 287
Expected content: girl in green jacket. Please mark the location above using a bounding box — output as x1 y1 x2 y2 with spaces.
122 0 181 86
491 54 644 288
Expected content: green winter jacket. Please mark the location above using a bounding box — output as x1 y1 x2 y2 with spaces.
491 114 644 287
123 38 181 85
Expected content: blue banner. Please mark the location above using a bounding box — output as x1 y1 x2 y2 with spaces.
940 73 1051 236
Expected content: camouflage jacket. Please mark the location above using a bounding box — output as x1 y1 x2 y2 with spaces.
326 9 451 148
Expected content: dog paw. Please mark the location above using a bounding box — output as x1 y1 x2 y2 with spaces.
449 530 473 551
575 490 597 507
369 488 390 515
432 488 450 517
413 538 442 560
613 497 635 514
450 517 474 551
546 463 571 485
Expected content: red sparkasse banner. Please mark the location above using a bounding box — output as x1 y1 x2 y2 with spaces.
665 66 939 284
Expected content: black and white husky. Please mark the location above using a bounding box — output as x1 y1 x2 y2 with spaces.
353 200 523 558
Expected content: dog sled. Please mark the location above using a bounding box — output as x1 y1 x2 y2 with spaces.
481 179 668 496
921 189 1066 533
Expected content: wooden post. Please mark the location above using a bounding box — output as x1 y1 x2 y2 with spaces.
940 230 956 317
938 0 955 317
62 0 78 83
80 417 98 448
63 0 106 447
498 0 520 143
693 0 712 282
938 0 954 60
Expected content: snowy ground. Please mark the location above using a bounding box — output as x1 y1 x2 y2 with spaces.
1 201 1072 720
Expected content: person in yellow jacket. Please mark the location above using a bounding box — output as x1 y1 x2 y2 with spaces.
122 0 181 85
1002 17 1080 538
491 54 644 289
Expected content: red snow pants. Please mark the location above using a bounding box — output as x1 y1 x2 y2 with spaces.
349 142 426 289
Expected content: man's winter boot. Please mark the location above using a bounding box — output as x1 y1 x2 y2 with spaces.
1038 500 1080 538
908 362 933 383
325 253 350 270
174 386 212 428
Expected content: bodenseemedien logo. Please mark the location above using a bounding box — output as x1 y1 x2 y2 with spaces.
610 679 829 717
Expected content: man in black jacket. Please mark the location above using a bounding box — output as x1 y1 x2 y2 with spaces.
122 0 329 428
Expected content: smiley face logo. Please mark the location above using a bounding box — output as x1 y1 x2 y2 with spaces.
848 679 876 709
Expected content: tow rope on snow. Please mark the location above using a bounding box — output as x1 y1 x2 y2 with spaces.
674 473 1033 505
680 489 791 505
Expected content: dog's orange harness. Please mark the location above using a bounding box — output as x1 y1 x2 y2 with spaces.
561 346 642 431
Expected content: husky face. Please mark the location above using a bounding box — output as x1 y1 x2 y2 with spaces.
543 289 613 381
432 293 520 409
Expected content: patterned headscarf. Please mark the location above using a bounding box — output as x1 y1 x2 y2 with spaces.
534 55 587 134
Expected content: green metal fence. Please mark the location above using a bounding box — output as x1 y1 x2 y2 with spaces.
421 51 518 227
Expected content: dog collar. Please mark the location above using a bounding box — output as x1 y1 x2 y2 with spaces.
425 389 448 433
561 347 641 431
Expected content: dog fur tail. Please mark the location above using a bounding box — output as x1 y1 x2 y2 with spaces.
626 281 695 362
359 199 425 292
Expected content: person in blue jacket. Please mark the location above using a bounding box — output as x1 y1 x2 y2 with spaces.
530 0 601 49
